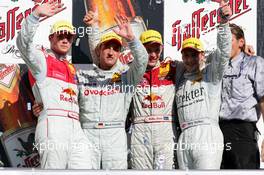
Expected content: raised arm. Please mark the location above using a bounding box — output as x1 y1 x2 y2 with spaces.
206 0 232 82
112 15 148 86
16 1 64 81
83 11 101 65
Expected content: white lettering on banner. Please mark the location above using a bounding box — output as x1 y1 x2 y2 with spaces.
119 50 134 64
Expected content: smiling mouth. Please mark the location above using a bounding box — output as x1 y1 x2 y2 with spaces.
149 57 158 61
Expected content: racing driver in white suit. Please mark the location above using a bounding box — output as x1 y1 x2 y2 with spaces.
175 0 232 169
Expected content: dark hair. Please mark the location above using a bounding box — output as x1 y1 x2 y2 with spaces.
229 23 245 51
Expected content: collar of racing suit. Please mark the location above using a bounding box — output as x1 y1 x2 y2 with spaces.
92 60 128 77
184 70 203 83
146 60 160 71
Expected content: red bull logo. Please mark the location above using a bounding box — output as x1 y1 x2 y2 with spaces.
60 88 78 104
142 93 165 108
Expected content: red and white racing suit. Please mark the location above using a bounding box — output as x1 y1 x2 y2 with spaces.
17 14 92 169
130 61 178 169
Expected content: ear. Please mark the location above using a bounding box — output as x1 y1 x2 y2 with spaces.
238 38 245 49
49 35 53 42
198 52 205 62
159 45 163 54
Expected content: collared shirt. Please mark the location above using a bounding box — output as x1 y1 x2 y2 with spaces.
220 52 264 122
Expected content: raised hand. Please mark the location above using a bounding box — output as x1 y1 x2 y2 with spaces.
83 10 100 26
113 15 135 41
219 0 232 23
244 45 255 56
163 57 173 64
33 0 64 18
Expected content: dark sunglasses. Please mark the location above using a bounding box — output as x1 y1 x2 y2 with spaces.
56 33 74 41
182 52 199 58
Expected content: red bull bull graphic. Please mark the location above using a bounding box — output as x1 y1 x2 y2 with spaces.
60 88 78 104
62 88 77 96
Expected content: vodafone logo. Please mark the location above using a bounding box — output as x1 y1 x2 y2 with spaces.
84 89 120 96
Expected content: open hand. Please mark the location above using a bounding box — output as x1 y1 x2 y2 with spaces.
83 10 100 26
34 0 64 18
244 45 255 56
219 0 232 23
113 15 135 41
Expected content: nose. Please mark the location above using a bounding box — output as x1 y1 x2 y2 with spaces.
149 51 156 56
62 38 69 44
149 51 157 59
108 47 114 55
182 56 192 64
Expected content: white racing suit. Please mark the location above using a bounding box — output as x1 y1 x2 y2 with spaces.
16 14 92 169
77 38 148 169
130 61 178 169
175 23 231 169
